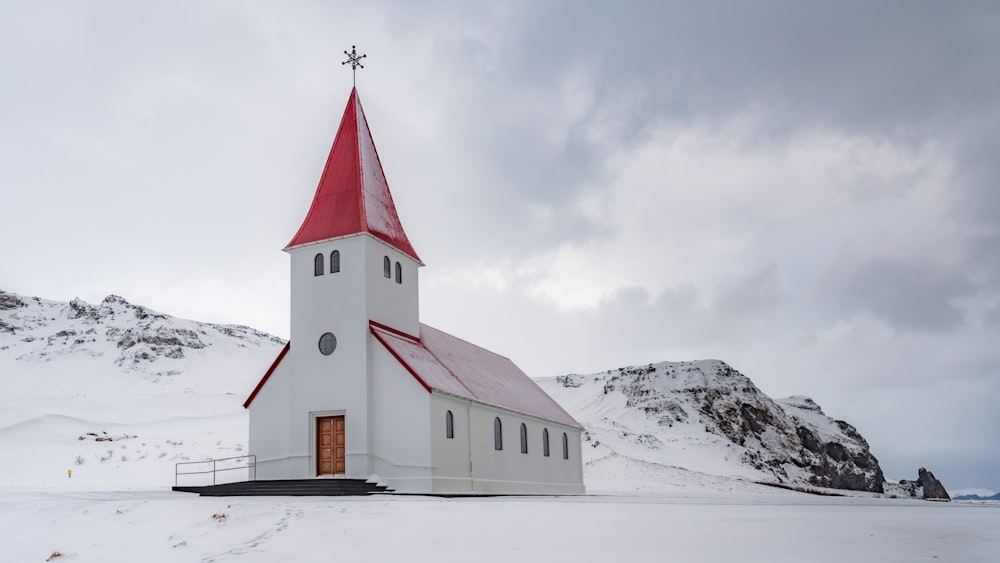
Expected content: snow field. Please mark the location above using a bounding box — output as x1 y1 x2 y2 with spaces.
1 491 998 562
0 395 249 491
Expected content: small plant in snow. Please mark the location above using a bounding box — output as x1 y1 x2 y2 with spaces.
45 551 63 561
74 455 85 466
212 512 227 521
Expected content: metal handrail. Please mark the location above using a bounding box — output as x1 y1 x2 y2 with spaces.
175 454 256 487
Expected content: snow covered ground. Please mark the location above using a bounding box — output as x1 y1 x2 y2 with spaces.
1 490 998 562
5 390 998 563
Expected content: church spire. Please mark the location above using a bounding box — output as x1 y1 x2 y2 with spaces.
286 88 421 263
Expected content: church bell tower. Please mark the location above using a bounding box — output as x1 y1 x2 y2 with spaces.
281 86 423 477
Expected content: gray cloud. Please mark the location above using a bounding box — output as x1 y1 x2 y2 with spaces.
818 246 971 332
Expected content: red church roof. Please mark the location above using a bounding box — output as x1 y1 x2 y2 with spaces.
370 322 582 428
286 88 420 262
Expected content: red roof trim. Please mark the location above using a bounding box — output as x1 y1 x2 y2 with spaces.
369 319 419 341
369 324 433 393
243 342 290 409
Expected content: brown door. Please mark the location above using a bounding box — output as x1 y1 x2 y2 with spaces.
316 416 346 476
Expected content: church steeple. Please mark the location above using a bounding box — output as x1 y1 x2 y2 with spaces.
286 88 421 263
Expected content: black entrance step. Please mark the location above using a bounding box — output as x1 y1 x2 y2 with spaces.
173 479 393 497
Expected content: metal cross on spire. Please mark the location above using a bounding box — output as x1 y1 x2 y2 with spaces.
342 45 367 87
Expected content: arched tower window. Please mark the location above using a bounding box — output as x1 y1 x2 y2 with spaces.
562 432 569 460
330 250 340 273
445 410 454 439
493 417 502 450
520 423 528 454
543 428 550 457
314 253 324 276
394 261 402 284
383 256 391 278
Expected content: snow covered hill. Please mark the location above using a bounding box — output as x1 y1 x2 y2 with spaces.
0 291 284 396
537 361 885 493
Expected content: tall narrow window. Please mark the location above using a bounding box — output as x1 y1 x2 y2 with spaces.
562 433 569 460
314 253 324 276
383 256 391 278
330 250 340 273
394 261 402 284
494 417 502 450
543 428 550 457
445 410 454 439
520 423 528 454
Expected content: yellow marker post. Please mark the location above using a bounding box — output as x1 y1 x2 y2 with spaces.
67 469 72 478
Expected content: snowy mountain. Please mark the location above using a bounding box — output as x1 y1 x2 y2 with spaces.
952 489 1000 501
0 290 283 396
537 362 885 493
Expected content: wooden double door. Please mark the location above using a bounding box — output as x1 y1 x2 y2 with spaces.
316 416 345 476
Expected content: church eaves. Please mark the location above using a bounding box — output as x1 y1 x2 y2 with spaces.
286 88 421 262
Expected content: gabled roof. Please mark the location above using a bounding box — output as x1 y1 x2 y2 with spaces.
286 88 420 262
370 322 581 428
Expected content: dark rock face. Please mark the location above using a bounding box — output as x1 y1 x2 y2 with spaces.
0 291 25 310
917 467 951 500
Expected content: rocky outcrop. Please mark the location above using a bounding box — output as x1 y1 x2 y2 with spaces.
0 291 25 310
917 467 950 500
885 467 951 501
778 396 884 492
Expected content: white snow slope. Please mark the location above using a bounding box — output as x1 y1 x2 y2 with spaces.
2 290 999 561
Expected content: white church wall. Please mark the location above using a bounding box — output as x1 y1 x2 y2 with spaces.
286 235 374 478
363 237 419 337
369 335 433 491
429 394 474 493
468 403 586 494
248 352 293 480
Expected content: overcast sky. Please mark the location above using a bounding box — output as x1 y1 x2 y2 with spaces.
2 1 998 492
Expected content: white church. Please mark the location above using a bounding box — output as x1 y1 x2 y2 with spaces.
243 87 585 494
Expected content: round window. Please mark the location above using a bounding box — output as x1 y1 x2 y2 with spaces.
318 332 337 355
